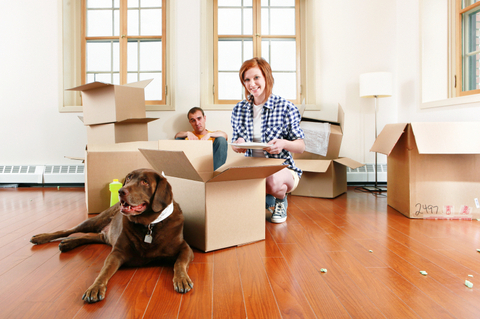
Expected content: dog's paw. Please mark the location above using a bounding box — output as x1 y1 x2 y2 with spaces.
173 274 194 294
82 284 107 303
30 233 51 245
58 238 77 252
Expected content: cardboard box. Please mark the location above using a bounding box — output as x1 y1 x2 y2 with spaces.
85 141 159 214
292 104 365 198
371 122 480 219
85 140 285 252
292 158 364 198
297 103 345 160
68 79 152 125
85 118 158 144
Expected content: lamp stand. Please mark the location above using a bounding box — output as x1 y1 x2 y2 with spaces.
363 96 386 193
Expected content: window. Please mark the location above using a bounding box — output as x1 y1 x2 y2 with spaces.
61 0 172 112
458 0 480 96
213 0 301 105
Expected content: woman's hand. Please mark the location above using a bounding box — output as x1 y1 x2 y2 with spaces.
266 138 305 154
232 138 247 153
265 139 285 154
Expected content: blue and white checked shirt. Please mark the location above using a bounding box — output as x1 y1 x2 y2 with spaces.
231 94 305 177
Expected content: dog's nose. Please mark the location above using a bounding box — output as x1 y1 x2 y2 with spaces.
119 188 128 197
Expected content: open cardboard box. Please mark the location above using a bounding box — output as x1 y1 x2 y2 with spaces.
292 157 364 198
86 140 285 252
292 104 365 198
371 122 480 219
68 79 152 125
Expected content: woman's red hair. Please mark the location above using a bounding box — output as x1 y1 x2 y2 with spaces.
239 57 274 104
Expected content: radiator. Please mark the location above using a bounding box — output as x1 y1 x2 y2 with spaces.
0 165 84 184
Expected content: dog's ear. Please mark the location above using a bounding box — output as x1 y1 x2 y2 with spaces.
151 174 173 213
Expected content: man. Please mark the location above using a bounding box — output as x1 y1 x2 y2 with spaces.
175 107 228 171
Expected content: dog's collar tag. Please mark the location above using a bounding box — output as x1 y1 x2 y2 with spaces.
144 224 153 243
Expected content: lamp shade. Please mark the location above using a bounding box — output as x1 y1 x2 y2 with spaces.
359 72 392 98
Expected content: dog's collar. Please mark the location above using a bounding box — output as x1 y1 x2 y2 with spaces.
144 201 174 244
150 201 174 225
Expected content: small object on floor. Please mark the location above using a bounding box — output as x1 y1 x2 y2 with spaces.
320 268 327 273
369 250 373 253
57 186 60 190
420 271 428 276
465 280 474 288
477 249 480 253
468 275 474 277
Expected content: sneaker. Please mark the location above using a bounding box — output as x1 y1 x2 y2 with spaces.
270 196 288 223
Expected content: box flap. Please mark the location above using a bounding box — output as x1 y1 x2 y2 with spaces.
87 117 159 127
208 165 285 182
294 159 332 173
411 122 480 154
87 141 158 152
337 103 345 132
67 81 113 92
123 79 153 89
333 157 365 169
370 123 408 155
157 140 213 176
139 149 205 182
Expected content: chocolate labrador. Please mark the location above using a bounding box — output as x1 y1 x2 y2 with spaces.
30 168 194 303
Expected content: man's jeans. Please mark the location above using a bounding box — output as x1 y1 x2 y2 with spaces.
175 136 228 170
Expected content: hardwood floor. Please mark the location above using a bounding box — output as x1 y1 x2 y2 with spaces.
1 186 479 318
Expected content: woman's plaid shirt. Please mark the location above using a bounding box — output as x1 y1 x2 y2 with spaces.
231 94 305 177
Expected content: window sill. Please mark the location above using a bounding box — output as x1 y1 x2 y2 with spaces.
421 94 480 109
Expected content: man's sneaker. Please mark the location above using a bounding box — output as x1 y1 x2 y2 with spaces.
270 196 288 223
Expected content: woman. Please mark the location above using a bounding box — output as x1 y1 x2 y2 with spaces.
231 57 305 223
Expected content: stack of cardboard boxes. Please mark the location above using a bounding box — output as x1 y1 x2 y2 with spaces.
292 104 364 198
69 80 158 144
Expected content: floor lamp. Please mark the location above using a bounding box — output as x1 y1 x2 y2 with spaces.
359 72 392 192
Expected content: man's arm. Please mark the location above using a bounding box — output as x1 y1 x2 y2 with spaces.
175 131 199 140
200 130 228 140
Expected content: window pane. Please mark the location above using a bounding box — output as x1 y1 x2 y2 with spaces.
87 10 116 36
112 73 120 84
142 0 162 7
262 8 295 35
261 40 270 63
86 42 113 72
272 72 296 99
128 0 139 7
139 41 162 71
218 72 242 100
93 73 113 83
87 0 118 9
140 73 162 100
463 9 480 91
113 42 120 72
113 10 120 36
244 40 253 61
463 0 480 9
243 8 252 34
128 9 140 35
218 40 243 71
269 40 296 71
127 72 138 83
269 0 295 6
140 9 162 35
128 41 138 72
218 9 242 34
218 0 241 6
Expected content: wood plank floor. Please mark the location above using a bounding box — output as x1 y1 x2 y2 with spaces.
1 186 479 318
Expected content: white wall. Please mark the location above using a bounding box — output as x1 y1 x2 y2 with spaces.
1 0 480 167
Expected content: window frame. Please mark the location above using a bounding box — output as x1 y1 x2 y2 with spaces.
59 0 174 113
202 0 319 111
456 0 480 96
